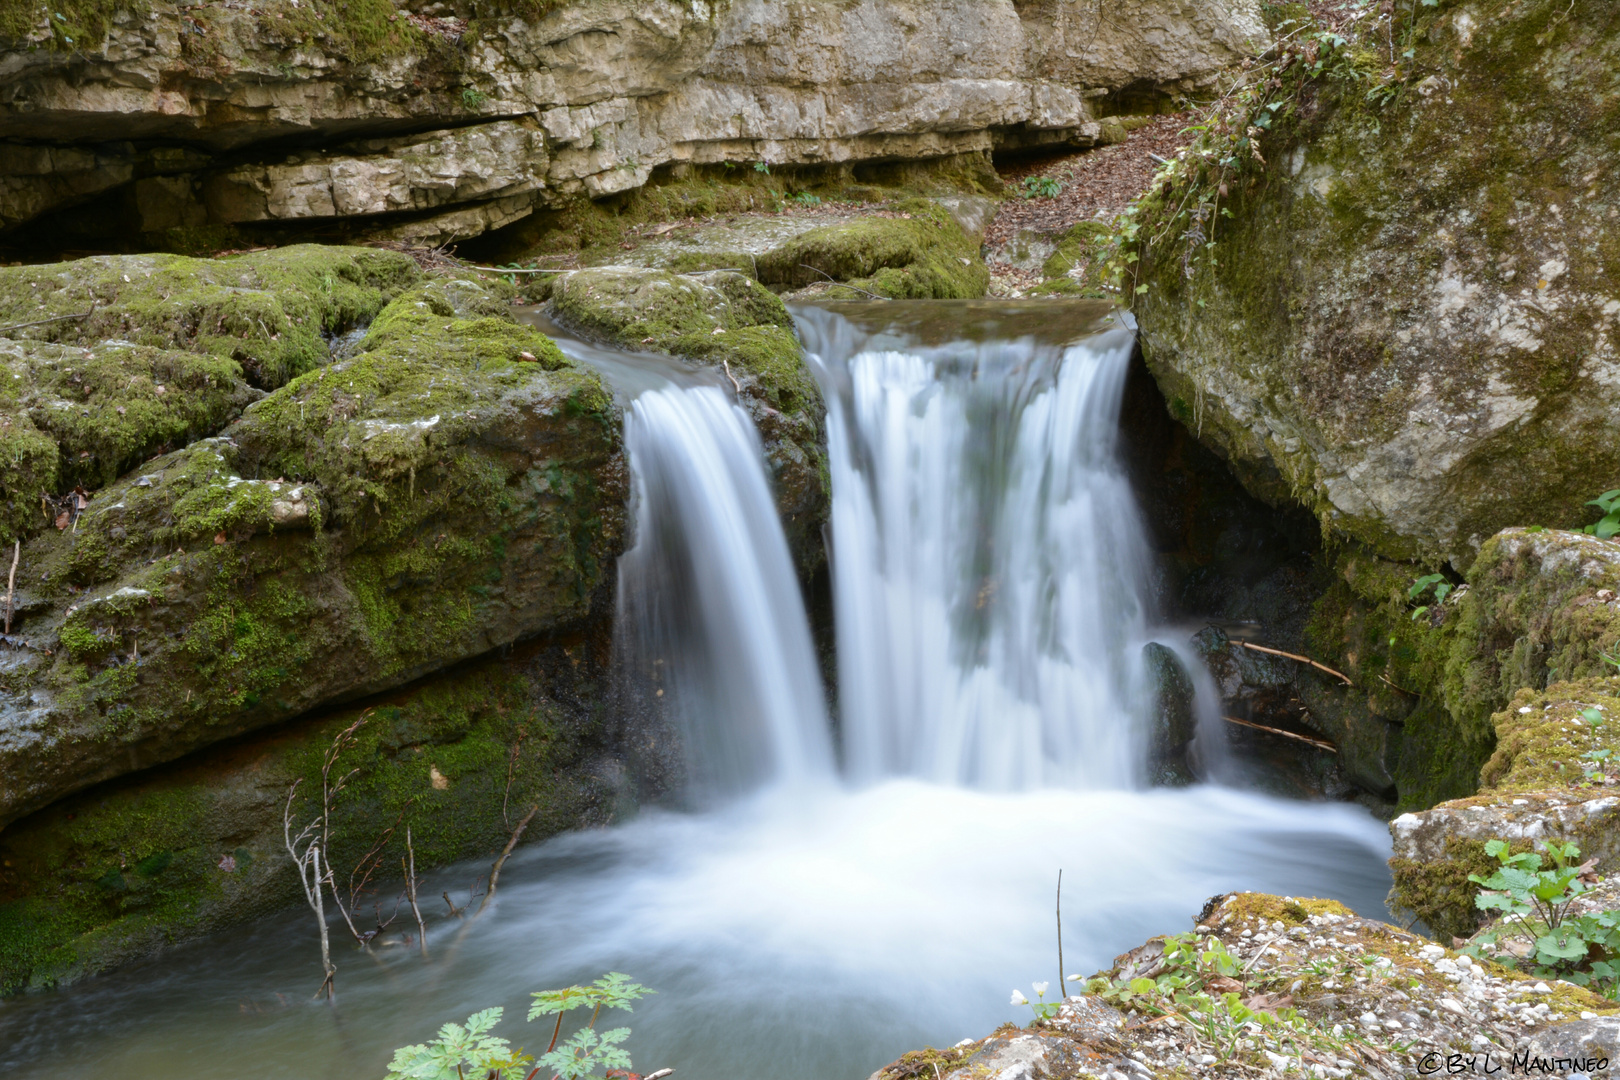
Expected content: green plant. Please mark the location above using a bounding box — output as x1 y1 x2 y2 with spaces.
386 1007 531 1080
386 973 653 1080
753 160 771 175
1009 981 1062 1021
1464 840 1620 996
462 87 488 111
1020 176 1063 199
1584 490 1620 540
790 192 822 207
1406 572 1453 620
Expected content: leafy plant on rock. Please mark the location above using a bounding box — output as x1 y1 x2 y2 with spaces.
1465 840 1620 997
1583 490 1620 540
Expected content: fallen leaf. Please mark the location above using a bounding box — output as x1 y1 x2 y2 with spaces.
518 351 537 362
1206 975 1245 995
214 532 227 545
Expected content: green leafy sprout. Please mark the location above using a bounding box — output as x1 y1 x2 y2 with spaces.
1407 572 1453 621
386 973 653 1080
1019 175 1064 199
1465 841 1620 997
1584 490 1620 540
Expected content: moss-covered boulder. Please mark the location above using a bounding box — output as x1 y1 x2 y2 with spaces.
549 266 827 572
0 245 420 390
1132 0 1620 565
754 200 990 299
0 339 258 547
1389 675 1620 939
0 632 620 993
0 274 625 832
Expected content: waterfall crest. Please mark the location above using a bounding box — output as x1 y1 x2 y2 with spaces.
798 309 1152 790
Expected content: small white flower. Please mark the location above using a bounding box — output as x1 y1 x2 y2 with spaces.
1067 973 1082 981
1010 989 1028 1006
1032 981 1049 997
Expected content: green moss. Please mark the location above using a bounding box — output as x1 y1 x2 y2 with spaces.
0 643 611 993
1389 836 1534 942
1032 221 1116 297
1478 677 1620 793
753 199 988 299
0 0 146 48
0 246 421 390
0 270 625 832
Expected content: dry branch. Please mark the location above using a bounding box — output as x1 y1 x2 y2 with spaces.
1221 715 1337 753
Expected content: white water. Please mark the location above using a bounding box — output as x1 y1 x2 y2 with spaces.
615 384 833 796
0 304 1394 1079
811 317 1154 788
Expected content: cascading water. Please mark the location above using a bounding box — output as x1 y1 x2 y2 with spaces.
808 313 1155 789
615 384 833 797
0 303 1393 1080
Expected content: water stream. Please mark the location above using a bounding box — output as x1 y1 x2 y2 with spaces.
0 301 1393 1079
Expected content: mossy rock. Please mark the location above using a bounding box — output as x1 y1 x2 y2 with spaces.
753 199 989 299
1132 0 1620 565
0 338 258 548
0 633 619 994
1031 221 1115 298
549 266 828 573
0 245 421 390
0 274 625 832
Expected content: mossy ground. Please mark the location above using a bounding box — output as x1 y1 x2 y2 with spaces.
753 199 988 299
0 634 614 994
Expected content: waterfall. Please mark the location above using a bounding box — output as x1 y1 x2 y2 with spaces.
615 384 834 798
798 309 1156 790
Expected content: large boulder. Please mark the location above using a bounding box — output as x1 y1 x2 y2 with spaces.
549 265 826 572
0 273 625 832
1133 0 1620 566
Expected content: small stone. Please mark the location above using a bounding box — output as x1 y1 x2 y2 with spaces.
1533 982 1552 993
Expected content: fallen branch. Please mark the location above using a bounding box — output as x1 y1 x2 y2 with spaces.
0 309 93 335
478 802 540 915
1222 715 1337 753
1231 639 1353 685
720 358 741 394
797 263 889 300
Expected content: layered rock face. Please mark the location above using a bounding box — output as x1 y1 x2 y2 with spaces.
0 0 1266 248
1133 0 1620 567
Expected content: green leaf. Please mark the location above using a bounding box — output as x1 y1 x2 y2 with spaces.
1134 285 1149 295
1583 708 1606 728
1408 573 1444 600
1535 932 1591 962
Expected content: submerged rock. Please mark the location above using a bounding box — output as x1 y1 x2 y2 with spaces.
0 272 625 832
1133 0 1620 565
548 265 827 571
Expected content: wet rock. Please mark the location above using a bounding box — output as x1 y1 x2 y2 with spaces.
0 273 625 833
1133 0 1620 565
548 265 826 572
1143 641 1196 786
1524 1015 1620 1065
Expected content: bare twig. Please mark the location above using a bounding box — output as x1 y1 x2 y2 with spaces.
1056 869 1066 1001
478 803 540 915
502 730 526 827
1379 672 1418 696
796 263 889 300
284 781 336 999
404 826 428 958
443 891 465 918
1231 640 1354 685
720 359 741 394
1222 715 1337 753
4 540 17 634
0 309 93 335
